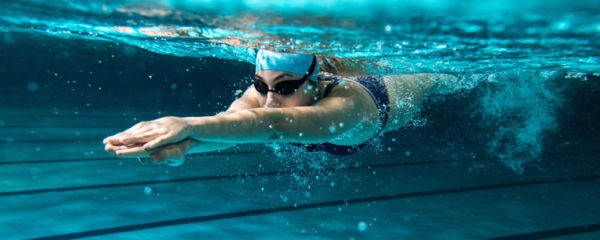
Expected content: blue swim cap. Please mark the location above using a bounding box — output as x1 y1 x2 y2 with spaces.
255 49 319 82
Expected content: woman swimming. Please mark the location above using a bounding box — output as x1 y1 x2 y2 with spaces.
103 49 453 166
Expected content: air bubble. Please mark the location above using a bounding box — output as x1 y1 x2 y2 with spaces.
329 125 336 133
144 186 152 195
357 221 368 232
384 25 392 33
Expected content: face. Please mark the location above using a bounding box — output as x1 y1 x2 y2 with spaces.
254 70 319 108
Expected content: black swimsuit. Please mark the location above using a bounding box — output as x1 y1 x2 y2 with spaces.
300 75 390 156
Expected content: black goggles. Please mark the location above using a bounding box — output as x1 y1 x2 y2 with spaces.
254 56 317 96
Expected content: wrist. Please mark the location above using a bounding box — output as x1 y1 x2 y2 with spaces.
182 116 216 140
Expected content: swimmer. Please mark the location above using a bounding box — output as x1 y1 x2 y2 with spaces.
103 49 457 166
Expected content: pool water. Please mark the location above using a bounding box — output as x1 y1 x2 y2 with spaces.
1 0 600 239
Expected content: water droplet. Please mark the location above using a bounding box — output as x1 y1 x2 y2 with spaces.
357 221 368 232
144 186 152 195
328 125 336 133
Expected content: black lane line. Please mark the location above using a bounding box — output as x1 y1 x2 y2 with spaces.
2 149 599 196
0 151 261 165
488 223 600 240
29 176 600 240
0 160 464 197
0 171 276 197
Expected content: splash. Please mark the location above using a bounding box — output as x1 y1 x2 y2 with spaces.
264 140 386 187
266 143 344 187
1 0 599 75
479 70 565 173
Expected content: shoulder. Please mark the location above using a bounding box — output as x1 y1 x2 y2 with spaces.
317 75 378 111
320 75 371 99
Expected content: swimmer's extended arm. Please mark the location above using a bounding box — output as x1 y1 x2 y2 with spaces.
105 85 260 156
183 85 263 152
184 82 380 145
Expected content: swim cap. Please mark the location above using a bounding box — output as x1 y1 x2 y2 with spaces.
255 49 319 82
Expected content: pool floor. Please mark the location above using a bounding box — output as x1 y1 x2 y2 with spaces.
1 108 599 239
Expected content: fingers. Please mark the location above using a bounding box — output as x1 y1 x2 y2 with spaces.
103 121 152 145
142 135 173 151
114 145 149 157
121 129 164 145
105 133 186 167
103 123 142 145
105 143 137 151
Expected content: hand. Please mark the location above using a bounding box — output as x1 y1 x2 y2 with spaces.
105 138 193 167
103 116 190 151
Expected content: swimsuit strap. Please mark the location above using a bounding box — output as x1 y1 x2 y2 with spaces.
354 76 390 136
299 75 390 156
323 78 342 97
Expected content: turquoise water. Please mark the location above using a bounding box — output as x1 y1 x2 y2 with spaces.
1 0 600 239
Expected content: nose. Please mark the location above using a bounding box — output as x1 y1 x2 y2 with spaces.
264 92 280 108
